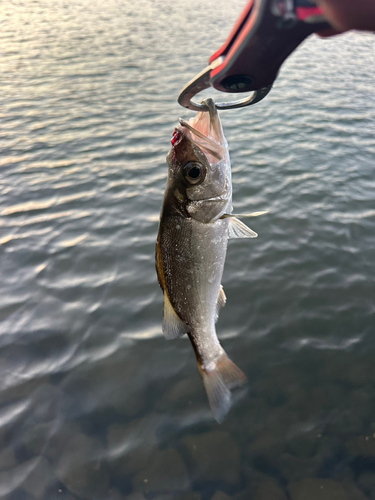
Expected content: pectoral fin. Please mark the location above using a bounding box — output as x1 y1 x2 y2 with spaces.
223 211 268 218
227 217 258 239
162 292 190 340
215 285 226 322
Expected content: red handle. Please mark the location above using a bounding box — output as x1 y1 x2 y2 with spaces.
209 0 255 64
208 0 329 93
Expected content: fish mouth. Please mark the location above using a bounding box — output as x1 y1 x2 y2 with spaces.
177 119 225 161
176 97 226 163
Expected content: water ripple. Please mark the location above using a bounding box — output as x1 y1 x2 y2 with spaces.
0 1 375 498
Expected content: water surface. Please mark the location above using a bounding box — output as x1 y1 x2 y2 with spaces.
1 1 375 499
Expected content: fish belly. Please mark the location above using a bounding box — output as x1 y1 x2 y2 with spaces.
160 215 228 336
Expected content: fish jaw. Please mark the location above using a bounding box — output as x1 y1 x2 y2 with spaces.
186 194 231 224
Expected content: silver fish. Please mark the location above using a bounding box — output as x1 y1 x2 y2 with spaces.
156 98 262 423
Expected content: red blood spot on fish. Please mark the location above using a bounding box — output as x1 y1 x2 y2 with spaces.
171 130 180 146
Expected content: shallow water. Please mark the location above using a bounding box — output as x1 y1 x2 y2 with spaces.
1 0 375 499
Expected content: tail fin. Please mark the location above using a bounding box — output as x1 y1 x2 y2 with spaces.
202 354 246 424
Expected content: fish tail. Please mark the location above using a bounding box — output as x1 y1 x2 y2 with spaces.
201 353 246 424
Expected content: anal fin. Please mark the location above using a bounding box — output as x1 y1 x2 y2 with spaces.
162 292 190 340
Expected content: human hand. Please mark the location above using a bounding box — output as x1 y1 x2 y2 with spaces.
313 0 375 36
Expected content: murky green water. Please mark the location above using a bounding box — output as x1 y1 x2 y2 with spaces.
1 1 375 499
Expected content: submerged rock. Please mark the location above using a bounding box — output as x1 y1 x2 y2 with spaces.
308 384 347 413
152 493 201 500
155 377 205 413
0 491 35 500
55 432 110 499
254 482 287 500
132 448 190 493
347 435 375 457
106 416 159 476
106 489 127 500
325 361 374 387
327 411 365 437
341 481 368 500
66 351 147 418
0 377 41 408
210 491 231 500
357 473 375 495
288 478 349 500
21 421 56 458
0 448 17 471
42 421 82 462
176 493 202 500
278 452 320 483
28 383 65 423
0 457 51 499
287 430 319 459
124 494 147 500
239 468 281 499
20 457 53 499
44 490 78 500
0 428 5 450
245 406 300 463
181 431 240 485
248 431 285 460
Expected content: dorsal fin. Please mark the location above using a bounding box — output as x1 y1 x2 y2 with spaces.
162 292 190 340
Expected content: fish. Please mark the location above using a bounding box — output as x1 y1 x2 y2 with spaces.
155 98 265 423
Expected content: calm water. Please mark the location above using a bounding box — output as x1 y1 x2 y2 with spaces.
1 0 375 499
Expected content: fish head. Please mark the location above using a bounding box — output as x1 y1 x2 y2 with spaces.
165 98 232 224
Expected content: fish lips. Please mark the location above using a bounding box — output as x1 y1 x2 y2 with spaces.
177 119 226 162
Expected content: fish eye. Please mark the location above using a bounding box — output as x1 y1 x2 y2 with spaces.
183 162 206 185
